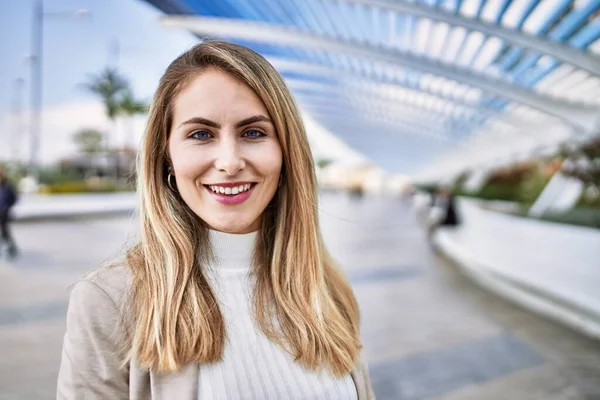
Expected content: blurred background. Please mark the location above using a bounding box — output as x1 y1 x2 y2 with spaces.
1 0 599 399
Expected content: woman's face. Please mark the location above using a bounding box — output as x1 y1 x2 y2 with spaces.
168 68 283 234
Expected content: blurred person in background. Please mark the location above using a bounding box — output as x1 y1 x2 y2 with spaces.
428 187 460 238
57 41 374 399
0 166 19 259
437 187 459 227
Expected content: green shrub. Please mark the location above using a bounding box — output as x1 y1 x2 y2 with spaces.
511 207 600 229
459 183 519 202
41 180 132 194
540 207 600 229
578 186 600 208
414 183 438 194
38 167 85 185
518 171 551 204
42 182 88 194
316 159 333 169
455 172 549 204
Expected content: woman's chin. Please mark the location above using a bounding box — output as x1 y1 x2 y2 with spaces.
207 219 258 235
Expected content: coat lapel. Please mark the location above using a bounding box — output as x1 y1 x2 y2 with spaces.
350 367 366 400
351 355 376 400
152 363 200 400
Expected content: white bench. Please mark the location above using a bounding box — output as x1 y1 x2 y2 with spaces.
435 198 600 339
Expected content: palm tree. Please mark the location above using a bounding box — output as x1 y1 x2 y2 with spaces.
83 68 129 178
119 90 147 150
118 91 148 179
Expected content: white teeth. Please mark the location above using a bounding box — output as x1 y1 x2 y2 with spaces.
208 184 253 195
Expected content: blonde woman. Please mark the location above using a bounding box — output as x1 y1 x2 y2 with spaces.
57 41 375 400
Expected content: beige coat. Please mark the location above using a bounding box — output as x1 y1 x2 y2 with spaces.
56 266 376 399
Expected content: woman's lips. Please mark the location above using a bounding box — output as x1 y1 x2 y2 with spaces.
205 183 256 205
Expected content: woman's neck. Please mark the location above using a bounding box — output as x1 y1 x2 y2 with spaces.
208 229 257 270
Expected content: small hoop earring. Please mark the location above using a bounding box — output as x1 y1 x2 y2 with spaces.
167 172 177 192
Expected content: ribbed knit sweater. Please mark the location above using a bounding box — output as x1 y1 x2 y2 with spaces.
199 230 358 400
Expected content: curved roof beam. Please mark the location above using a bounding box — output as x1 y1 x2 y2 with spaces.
300 96 466 137
272 57 542 132
302 98 494 145
312 115 451 165
285 75 539 134
334 0 600 77
294 89 490 143
287 79 480 126
272 58 495 115
300 100 453 141
316 116 445 146
160 15 600 132
311 115 450 148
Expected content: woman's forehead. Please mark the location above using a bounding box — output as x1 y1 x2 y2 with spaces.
172 70 269 123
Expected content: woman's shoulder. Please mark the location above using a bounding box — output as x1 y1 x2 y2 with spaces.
73 264 132 307
65 265 134 338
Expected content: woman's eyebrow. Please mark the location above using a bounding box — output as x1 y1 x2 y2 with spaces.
178 117 220 129
235 115 272 128
177 115 272 130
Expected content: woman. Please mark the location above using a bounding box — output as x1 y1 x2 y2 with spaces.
57 41 374 400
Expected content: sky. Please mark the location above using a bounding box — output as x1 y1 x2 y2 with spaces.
0 0 367 166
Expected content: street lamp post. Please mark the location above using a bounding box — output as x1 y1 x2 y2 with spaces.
11 78 26 164
28 0 89 178
29 0 43 176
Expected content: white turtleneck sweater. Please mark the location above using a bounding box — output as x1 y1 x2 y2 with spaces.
198 230 358 400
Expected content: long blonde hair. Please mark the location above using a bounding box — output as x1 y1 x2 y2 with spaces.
125 41 361 377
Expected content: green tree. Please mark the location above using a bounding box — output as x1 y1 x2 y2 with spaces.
83 68 129 178
73 128 104 175
118 90 147 150
316 158 333 169
83 67 129 128
561 136 600 187
73 128 103 154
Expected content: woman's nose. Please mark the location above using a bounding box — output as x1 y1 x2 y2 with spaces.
214 139 246 176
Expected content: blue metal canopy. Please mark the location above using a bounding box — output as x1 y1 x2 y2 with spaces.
142 0 600 177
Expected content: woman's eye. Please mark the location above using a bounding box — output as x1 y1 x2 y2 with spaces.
190 130 212 140
243 129 266 139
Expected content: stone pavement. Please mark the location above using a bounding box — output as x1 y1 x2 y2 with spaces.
0 193 599 399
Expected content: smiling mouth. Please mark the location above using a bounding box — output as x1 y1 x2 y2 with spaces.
204 183 256 196
203 183 256 205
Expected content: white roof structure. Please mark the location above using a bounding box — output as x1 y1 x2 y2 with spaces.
144 0 600 180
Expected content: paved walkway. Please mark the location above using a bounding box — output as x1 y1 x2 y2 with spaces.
1 193 599 399
13 192 136 221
